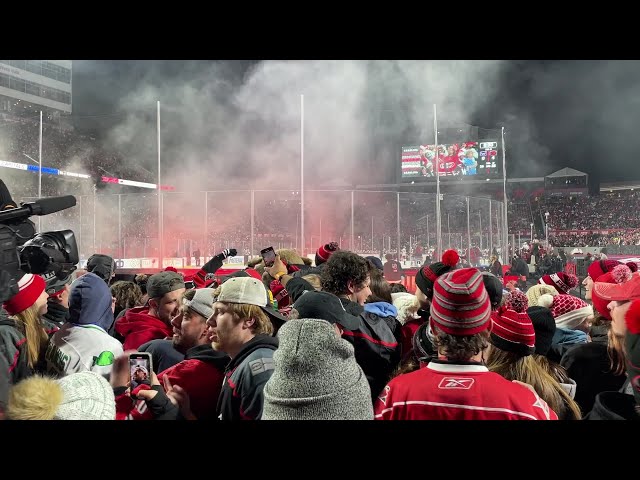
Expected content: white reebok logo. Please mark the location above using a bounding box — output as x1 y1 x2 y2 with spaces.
438 377 475 389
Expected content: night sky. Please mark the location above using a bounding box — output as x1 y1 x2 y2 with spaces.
71 60 640 188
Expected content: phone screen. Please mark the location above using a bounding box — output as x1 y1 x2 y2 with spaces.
129 353 152 390
261 247 276 267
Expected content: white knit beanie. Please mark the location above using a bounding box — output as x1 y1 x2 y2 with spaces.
526 284 559 307
7 371 116 420
262 318 374 420
391 292 420 325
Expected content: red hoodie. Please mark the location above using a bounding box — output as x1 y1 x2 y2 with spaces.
115 306 173 351
115 344 229 420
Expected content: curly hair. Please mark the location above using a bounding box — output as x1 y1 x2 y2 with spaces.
134 274 150 295
432 328 490 362
110 281 143 314
320 251 370 296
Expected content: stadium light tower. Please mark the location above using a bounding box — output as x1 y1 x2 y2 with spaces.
530 222 534 243
544 212 550 248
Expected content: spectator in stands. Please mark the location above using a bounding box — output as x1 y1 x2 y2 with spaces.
121 288 230 420
558 274 638 415
262 317 374 420
110 281 143 320
46 272 123 378
134 274 150 305
587 299 640 419
383 254 404 285
114 271 185 350
486 306 581 420
86 254 117 285
209 277 278 421
42 273 72 327
374 268 557 420
1 274 56 385
489 255 502 278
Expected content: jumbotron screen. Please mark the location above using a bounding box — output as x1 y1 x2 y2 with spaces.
401 141 501 180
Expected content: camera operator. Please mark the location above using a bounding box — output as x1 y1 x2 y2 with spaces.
0 274 59 384
0 180 79 386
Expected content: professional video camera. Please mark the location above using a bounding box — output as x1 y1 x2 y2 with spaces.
0 179 79 305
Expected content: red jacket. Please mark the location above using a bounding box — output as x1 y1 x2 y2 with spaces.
115 344 229 420
399 317 425 363
157 344 228 419
115 307 173 351
374 360 558 420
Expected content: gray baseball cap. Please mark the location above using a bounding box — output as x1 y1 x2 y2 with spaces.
147 271 185 299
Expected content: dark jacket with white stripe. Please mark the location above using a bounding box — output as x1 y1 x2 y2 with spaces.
217 334 278 421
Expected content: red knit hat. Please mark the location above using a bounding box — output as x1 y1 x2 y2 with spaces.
588 259 620 282
490 307 536 356
538 272 578 294
3 273 46 316
591 265 634 320
504 290 529 313
430 267 492 336
164 266 178 273
316 242 339 264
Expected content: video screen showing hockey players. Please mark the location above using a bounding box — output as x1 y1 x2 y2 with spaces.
401 141 500 179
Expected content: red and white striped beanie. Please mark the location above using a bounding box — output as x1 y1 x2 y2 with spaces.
3 273 46 316
430 268 492 336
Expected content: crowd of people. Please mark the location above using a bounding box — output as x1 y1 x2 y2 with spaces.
538 191 640 231
2 240 640 421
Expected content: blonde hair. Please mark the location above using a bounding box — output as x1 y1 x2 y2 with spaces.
487 348 582 420
11 304 48 370
225 303 273 336
302 274 322 291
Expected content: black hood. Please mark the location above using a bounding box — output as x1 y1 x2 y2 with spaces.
339 297 364 316
590 324 609 344
227 334 278 371
185 344 230 370
586 391 639 420
86 254 116 283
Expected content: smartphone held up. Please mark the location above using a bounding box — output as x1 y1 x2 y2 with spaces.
129 352 153 390
260 246 276 267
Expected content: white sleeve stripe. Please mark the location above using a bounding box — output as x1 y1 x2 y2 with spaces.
376 400 540 420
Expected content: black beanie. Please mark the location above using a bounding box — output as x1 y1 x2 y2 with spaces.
412 321 436 361
481 272 503 310
415 249 459 299
365 256 383 271
527 306 556 356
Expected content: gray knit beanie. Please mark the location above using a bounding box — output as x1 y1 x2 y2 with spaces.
262 318 374 420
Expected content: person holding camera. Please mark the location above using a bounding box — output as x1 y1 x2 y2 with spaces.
0 274 58 385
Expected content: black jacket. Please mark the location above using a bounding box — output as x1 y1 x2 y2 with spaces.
284 276 315 303
217 335 279 421
139 338 185 374
585 391 639 420
560 342 627 416
43 300 69 327
339 298 402 401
